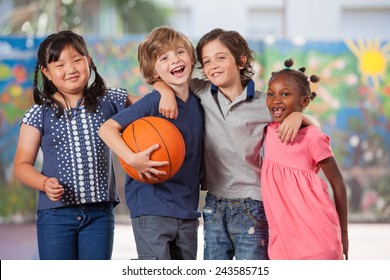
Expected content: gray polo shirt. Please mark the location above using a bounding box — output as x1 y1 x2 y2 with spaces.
190 79 271 201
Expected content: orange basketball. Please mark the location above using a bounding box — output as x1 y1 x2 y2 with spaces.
118 116 185 184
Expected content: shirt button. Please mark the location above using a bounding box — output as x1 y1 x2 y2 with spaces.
77 216 82 221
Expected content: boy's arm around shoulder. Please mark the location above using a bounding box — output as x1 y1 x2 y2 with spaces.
278 112 321 143
153 78 208 119
302 114 321 129
153 80 178 119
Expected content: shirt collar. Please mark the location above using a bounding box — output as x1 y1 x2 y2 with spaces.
211 79 255 100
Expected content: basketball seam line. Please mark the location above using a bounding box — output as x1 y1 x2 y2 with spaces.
141 118 172 178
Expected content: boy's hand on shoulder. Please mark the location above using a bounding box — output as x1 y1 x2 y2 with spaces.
154 80 178 119
159 93 178 119
277 112 302 143
159 103 178 119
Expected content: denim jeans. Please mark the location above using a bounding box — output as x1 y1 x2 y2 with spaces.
36 202 115 260
132 215 199 260
203 194 269 260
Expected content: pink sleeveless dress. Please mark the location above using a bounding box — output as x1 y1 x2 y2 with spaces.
261 123 343 260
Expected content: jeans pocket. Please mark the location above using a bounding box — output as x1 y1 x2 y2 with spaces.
202 205 217 224
243 201 268 226
37 208 58 221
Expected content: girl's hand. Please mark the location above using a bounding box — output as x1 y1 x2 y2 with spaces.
277 112 303 143
43 177 64 202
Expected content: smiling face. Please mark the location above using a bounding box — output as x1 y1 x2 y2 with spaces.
201 39 243 90
154 46 193 91
266 73 310 123
137 27 196 86
41 45 90 98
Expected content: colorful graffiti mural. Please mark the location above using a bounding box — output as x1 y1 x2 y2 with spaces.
0 35 389 222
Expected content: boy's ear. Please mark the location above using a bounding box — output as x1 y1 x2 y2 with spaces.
239 55 247 69
152 70 160 80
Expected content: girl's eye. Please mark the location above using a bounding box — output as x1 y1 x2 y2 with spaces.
203 60 210 65
217 56 225 60
267 92 274 97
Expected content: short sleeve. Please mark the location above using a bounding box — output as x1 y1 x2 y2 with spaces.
311 131 334 164
101 87 128 114
20 104 45 133
111 91 159 129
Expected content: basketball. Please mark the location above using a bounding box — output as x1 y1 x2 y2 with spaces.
118 116 186 184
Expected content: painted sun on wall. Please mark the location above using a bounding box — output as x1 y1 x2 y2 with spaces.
346 39 390 91
0 36 389 222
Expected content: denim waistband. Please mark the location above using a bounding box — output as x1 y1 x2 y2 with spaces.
206 193 261 204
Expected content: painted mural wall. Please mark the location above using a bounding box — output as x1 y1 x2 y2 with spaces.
0 36 389 223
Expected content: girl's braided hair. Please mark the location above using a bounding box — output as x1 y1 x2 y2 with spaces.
270 58 319 101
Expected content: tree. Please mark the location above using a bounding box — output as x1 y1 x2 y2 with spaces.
0 0 170 36
111 0 170 34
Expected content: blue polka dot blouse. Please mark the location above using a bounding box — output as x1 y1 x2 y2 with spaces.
21 88 128 210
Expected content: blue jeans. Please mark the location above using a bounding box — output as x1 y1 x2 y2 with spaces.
203 194 269 260
37 202 115 260
132 215 199 260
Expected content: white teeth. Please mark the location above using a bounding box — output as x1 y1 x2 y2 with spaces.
272 108 284 117
171 66 184 73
